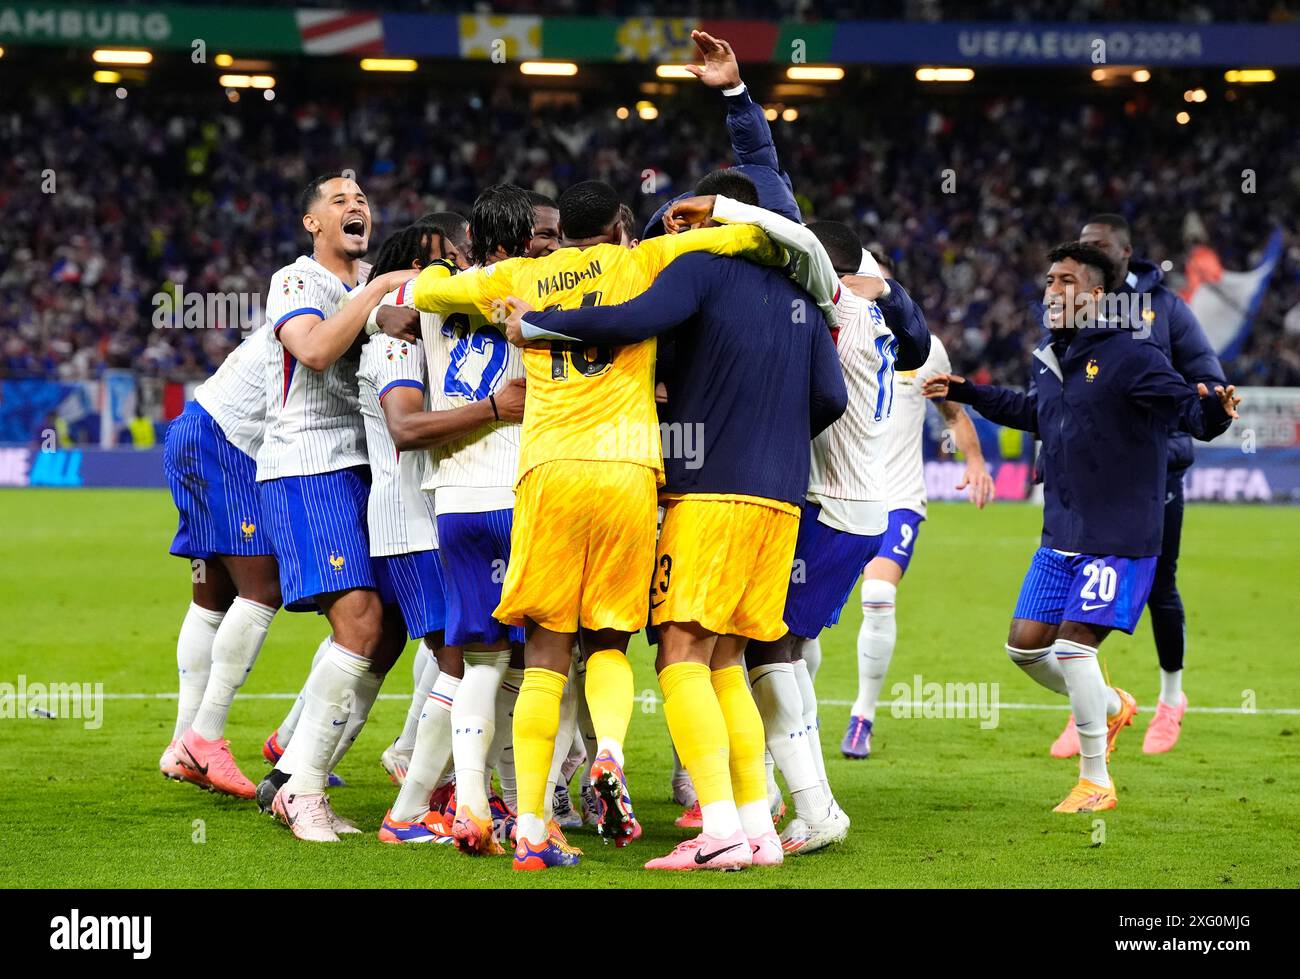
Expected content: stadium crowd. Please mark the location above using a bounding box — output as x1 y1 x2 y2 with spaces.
3 76 1298 400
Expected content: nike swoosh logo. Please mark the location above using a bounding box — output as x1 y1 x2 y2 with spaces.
1080 602 1110 611
1039 366 1049 374
892 545 909 555
695 842 743 864
332 719 345 726
180 745 208 776
650 600 665 609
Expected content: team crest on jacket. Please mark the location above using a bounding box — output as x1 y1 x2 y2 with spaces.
1085 359 1100 382
329 553 346 572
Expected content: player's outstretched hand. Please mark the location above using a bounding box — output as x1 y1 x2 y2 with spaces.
922 373 964 400
686 30 741 90
376 305 420 343
957 462 996 509
840 273 890 301
494 377 526 422
498 295 539 347
664 195 717 234
1198 382 1242 419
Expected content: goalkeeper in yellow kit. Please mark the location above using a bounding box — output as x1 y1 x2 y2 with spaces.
407 179 786 870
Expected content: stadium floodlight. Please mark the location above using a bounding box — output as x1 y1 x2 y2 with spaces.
787 66 844 81
615 106 630 120
520 62 578 77
915 67 975 82
1225 69 1275 83
636 100 659 120
656 65 695 79
219 74 276 89
361 58 417 72
781 107 799 122
0 46 5 59
1176 111 1191 125
92 49 153 65
1184 88 1208 103
1132 68 1151 82
215 53 234 67
93 70 121 84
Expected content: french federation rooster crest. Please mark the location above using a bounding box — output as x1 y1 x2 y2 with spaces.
329 553 346 572
1085 359 1100 382
240 520 256 542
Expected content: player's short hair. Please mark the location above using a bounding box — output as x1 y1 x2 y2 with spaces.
617 203 637 242
1047 240 1118 292
807 221 864 276
368 224 436 278
469 184 535 267
299 171 353 216
526 191 558 211
1083 212 1131 242
417 210 470 254
695 169 759 207
558 180 623 241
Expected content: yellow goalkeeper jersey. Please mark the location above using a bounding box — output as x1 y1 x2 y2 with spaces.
410 224 785 484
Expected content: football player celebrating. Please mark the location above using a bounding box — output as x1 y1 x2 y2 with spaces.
924 242 1237 813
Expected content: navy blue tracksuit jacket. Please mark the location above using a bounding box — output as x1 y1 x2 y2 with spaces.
945 323 1232 557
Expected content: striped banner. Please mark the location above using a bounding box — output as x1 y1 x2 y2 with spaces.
296 9 383 55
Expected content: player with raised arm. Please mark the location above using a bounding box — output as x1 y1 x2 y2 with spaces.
404 179 787 870
925 242 1237 812
844 252 995 761
250 172 418 842
503 186 850 871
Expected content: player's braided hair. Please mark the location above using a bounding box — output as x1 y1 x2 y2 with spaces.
368 224 437 278
1047 241 1118 292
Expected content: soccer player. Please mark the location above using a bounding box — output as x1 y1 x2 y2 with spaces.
404 179 788 870
251 172 418 841
161 324 283 798
378 186 536 854
1056 213 1226 754
844 252 995 761
504 195 848 871
924 242 1237 812
729 220 931 853
526 191 561 256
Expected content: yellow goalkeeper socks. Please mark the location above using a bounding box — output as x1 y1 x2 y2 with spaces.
660 661 734 813
512 667 567 844
712 665 771 837
584 649 634 766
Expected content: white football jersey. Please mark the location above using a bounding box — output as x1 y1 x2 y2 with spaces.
401 276 524 513
880 332 952 517
256 256 368 481
193 327 270 459
356 334 438 556
806 288 898 536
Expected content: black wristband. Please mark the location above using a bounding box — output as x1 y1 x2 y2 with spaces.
489 394 499 420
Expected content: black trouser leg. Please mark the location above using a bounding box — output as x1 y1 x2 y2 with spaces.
1148 469 1186 674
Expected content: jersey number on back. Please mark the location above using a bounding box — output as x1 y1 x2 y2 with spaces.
873 334 899 422
547 291 612 381
443 316 509 401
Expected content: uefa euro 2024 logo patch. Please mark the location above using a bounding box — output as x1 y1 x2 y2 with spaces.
283 274 306 297
385 340 409 361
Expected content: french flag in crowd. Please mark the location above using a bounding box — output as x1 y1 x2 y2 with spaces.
1181 229 1284 359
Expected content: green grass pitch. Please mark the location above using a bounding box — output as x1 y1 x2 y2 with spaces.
2 488 1296 888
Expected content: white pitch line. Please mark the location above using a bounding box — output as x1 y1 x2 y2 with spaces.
3 693 1297 715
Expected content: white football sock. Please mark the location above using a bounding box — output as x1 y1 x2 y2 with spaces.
749 663 828 820
853 579 897 720
1055 639 1111 788
574 660 598 787
192 597 276 741
765 751 779 805
802 635 822 680
173 603 223 740
327 664 385 772
491 666 524 809
1006 644 1069 696
544 660 579 821
1160 668 1183 706
792 655 832 799
738 800 773 839
392 671 459 822
394 641 436 755
281 641 370 796
452 650 508 818
701 800 742 839
278 635 330 744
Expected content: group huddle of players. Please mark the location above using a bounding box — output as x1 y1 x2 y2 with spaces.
156 31 1240 873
